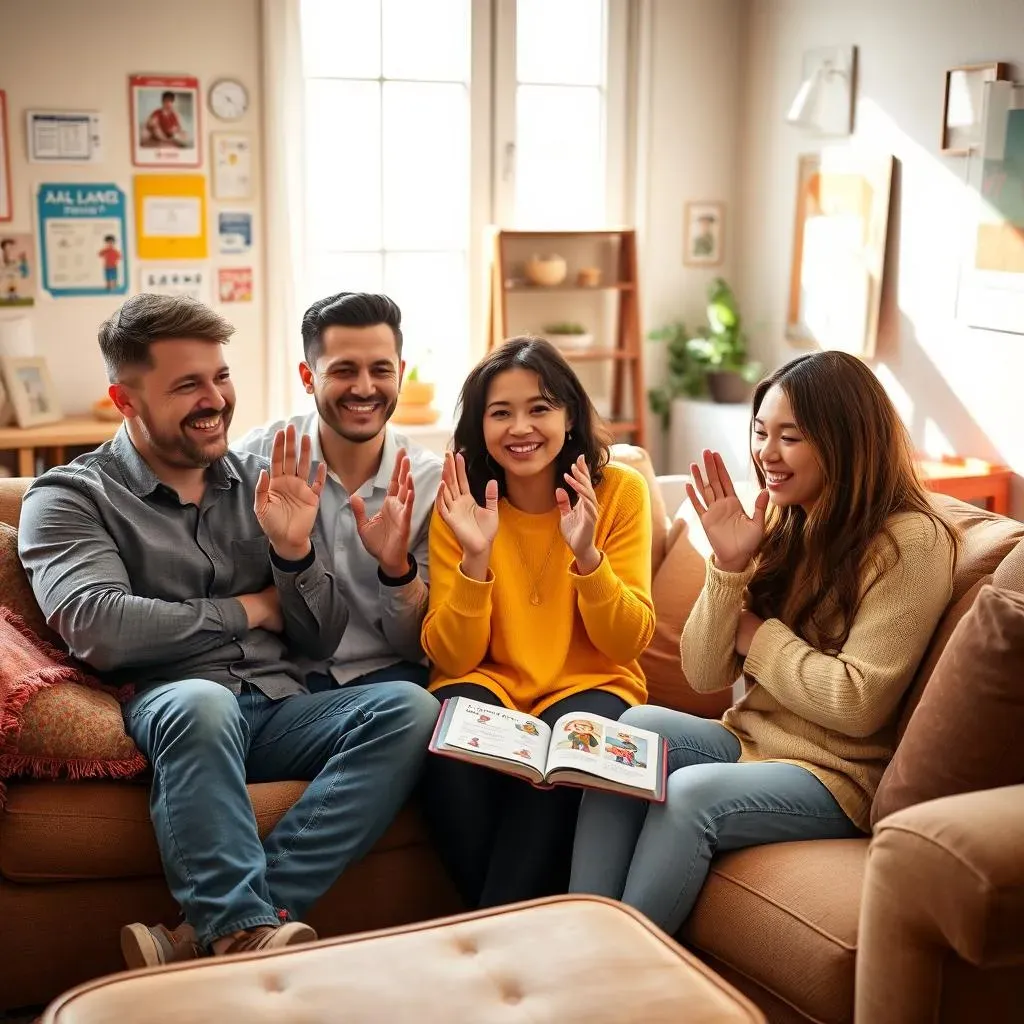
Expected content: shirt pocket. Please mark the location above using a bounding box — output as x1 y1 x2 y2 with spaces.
230 535 272 594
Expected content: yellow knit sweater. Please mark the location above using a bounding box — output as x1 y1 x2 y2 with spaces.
423 463 655 715
680 511 955 831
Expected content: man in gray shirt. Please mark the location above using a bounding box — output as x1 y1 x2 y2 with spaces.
235 292 442 692
18 294 439 968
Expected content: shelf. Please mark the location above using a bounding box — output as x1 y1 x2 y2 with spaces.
504 283 634 293
559 348 633 362
605 420 639 434
494 229 632 239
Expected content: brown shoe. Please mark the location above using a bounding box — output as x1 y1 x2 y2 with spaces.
121 921 205 969
215 921 317 956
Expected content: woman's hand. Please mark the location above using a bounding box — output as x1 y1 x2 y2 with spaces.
686 450 769 573
556 455 600 574
435 451 498 577
735 609 764 656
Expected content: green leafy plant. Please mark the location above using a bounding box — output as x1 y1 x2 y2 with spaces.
406 365 420 382
543 321 588 334
646 320 704 427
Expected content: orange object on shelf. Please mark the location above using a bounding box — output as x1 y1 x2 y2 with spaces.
916 454 1013 516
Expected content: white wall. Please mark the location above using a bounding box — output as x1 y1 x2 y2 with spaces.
736 0 1024 514
634 0 745 466
0 0 266 432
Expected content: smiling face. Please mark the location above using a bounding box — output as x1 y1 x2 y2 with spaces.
482 368 571 483
115 338 234 469
302 323 403 444
751 384 823 511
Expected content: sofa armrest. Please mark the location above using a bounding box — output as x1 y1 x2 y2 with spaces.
855 785 1024 1024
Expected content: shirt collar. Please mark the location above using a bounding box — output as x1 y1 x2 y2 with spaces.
111 424 240 498
312 418 397 498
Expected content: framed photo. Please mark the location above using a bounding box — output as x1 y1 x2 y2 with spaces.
26 110 103 163
1 356 62 427
0 91 12 222
941 62 1007 155
0 232 38 306
683 201 725 266
129 75 201 168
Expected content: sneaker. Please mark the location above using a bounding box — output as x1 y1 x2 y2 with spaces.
214 921 317 956
120 921 205 969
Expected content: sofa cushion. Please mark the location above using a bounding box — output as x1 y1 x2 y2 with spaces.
0 779 429 881
0 522 58 643
872 585 1024 826
610 444 670 573
682 839 867 1024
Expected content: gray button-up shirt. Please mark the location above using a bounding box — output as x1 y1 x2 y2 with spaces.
18 427 348 699
235 414 443 685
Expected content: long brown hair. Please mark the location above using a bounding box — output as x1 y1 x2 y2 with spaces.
746 352 958 653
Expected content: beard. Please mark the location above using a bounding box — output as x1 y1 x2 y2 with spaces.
316 391 397 444
140 403 234 468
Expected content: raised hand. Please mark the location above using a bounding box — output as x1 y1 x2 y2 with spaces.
556 455 601 574
435 451 498 563
254 425 327 560
353 448 415 577
686 449 769 573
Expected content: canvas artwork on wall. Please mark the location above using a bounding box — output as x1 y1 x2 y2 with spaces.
787 151 894 358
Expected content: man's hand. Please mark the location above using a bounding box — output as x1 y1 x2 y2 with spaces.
254 425 327 561
352 448 415 578
237 586 283 633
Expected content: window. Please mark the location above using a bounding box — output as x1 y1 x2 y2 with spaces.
299 0 627 414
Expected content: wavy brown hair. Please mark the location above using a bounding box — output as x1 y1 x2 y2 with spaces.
746 352 958 653
453 336 611 506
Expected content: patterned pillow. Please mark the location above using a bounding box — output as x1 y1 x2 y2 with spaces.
0 520 60 644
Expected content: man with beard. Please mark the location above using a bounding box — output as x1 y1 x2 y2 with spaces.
236 292 442 693
18 293 439 968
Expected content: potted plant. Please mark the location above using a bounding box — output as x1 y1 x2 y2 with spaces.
687 277 761 404
394 365 440 425
646 320 705 430
543 321 593 351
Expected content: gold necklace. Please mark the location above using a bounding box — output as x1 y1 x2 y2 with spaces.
512 527 561 606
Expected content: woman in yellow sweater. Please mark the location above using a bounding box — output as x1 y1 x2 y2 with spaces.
421 336 654 908
570 351 958 933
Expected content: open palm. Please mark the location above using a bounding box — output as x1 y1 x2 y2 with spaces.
353 449 414 574
686 449 769 572
556 455 598 559
436 451 498 558
254 425 326 556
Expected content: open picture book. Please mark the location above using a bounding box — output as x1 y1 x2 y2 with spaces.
429 696 668 802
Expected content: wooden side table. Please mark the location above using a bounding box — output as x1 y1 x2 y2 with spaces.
0 416 120 476
917 456 1013 516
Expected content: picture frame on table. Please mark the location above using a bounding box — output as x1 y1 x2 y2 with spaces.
941 62 1008 155
1 356 62 427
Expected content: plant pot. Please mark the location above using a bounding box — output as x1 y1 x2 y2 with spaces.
546 332 593 351
706 370 753 404
400 380 435 405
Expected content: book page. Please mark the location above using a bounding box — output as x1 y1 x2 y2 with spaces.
439 697 552 769
546 713 660 793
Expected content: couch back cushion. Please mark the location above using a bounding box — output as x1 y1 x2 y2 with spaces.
0 520 58 643
0 478 31 530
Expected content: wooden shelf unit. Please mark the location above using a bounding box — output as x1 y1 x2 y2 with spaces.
487 227 646 448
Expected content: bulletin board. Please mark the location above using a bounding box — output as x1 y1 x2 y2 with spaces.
133 174 208 260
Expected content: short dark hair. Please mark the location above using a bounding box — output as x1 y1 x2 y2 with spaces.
98 293 234 382
161 91 175 103
103 234 115 243
300 292 403 363
453 336 611 506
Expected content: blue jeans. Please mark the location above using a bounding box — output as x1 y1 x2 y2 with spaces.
123 672 439 946
569 705 862 934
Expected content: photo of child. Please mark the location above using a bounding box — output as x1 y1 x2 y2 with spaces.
605 731 648 769
559 719 600 753
130 75 200 167
141 90 191 149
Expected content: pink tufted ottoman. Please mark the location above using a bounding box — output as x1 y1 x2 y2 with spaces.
43 896 765 1023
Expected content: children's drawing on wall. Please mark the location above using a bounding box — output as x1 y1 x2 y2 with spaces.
0 234 37 306
130 75 200 168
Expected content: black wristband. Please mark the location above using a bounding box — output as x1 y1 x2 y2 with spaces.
378 552 418 587
270 542 316 573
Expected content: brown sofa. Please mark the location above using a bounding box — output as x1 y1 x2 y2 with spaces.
1 470 1023 1022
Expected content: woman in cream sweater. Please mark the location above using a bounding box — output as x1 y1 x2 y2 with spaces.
570 351 958 933
421 336 655 909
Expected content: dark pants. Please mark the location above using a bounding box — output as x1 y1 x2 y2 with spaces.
421 683 629 910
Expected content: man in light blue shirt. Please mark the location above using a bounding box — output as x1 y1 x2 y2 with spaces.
236 292 443 690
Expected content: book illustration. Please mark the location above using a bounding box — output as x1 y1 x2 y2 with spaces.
513 748 532 759
477 713 492 724
560 719 600 752
605 730 647 769
515 721 540 736
467 737 480 748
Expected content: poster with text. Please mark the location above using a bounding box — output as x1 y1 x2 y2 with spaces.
218 267 252 302
130 75 201 168
0 233 38 306
140 264 210 303
37 183 128 297
217 211 252 255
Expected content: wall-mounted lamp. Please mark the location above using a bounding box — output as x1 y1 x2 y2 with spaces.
787 45 857 135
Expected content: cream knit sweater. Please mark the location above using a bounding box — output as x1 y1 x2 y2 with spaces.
680 511 955 831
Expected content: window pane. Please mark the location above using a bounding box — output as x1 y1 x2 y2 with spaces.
383 0 470 82
383 82 469 249
516 0 605 86
306 80 381 251
305 253 384 310
385 251 467 416
301 0 381 79
515 85 603 227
